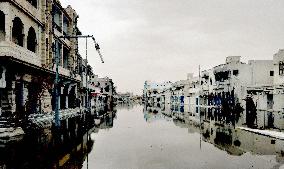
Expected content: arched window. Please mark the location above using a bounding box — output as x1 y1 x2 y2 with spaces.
0 11 5 41
27 27 37 52
12 17 24 47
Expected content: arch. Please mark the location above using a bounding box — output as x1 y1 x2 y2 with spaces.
27 27 37 52
12 17 24 47
0 11 5 41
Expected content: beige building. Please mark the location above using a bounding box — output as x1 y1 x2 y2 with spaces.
0 0 83 128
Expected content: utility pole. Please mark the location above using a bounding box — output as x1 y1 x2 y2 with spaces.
54 35 104 127
54 41 60 127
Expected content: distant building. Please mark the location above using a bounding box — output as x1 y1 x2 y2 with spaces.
89 75 116 106
116 92 134 103
143 81 172 104
144 54 284 130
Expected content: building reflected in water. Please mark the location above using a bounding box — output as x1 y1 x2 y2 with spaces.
0 106 117 169
143 103 284 167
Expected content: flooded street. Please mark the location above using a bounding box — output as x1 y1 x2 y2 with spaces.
0 104 283 169
1 0 284 168
82 104 283 169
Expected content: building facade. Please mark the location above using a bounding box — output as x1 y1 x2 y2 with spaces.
0 0 89 129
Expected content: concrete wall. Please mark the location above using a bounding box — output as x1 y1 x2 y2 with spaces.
273 49 284 85
249 60 274 86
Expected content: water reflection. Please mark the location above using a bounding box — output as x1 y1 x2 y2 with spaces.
0 106 117 169
1 104 284 169
144 103 284 167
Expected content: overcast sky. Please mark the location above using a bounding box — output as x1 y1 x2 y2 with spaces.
61 0 284 94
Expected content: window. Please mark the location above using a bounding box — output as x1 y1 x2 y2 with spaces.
27 27 37 52
27 0 37 8
12 17 24 47
63 16 69 35
270 71 274 76
196 98 199 105
45 38 49 58
233 70 239 76
279 61 284 75
52 5 62 32
0 11 5 41
63 46 69 69
54 40 62 66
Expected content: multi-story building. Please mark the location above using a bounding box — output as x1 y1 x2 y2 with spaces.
89 75 116 106
202 56 273 107
0 0 84 129
116 92 134 103
144 55 279 130
247 49 284 129
143 81 172 105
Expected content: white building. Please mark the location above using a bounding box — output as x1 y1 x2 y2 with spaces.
89 75 116 106
143 81 172 104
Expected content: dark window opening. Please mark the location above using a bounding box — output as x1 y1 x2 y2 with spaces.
52 5 62 32
63 46 69 69
270 71 274 76
45 38 49 56
210 78 212 85
63 16 69 36
0 11 5 41
233 70 239 76
12 17 24 47
27 0 37 8
27 27 37 52
214 71 230 82
54 40 62 66
196 98 199 105
279 61 284 76
104 85 109 92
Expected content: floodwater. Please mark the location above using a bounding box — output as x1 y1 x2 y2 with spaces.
0 104 284 169
82 104 284 169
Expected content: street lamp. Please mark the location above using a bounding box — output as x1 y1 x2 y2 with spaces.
53 35 104 127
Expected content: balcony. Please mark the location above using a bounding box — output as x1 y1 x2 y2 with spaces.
53 26 71 47
52 66 80 81
0 41 41 66
9 0 43 24
27 108 85 129
214 80 230 89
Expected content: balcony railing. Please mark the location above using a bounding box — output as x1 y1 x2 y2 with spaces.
0 41 41 66
28 108 86 129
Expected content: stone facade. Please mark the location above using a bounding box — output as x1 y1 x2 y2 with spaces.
0 0 85 128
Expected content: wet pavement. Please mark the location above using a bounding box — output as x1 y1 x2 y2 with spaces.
1 104 284 169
